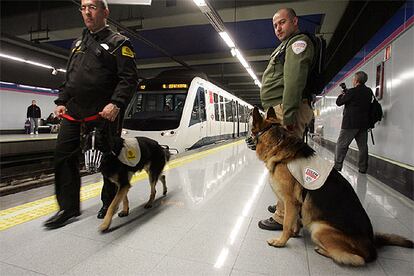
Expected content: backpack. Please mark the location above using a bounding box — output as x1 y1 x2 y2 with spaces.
281 32 327 96
369 96 383 128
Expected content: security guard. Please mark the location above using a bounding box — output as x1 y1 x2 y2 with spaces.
44 0 138 229
258 8 314 231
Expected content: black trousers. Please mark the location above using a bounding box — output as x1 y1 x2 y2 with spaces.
54 118 118 212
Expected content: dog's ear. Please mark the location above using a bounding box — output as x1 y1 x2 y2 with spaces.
252 106 263 126
266 107 277 120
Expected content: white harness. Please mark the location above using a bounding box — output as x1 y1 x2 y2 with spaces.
287 155 334 190
118 138 141 167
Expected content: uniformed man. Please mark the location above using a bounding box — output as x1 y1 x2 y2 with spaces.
258 8 314 231
44 0 138 229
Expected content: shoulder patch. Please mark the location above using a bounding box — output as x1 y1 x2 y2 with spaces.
291 40 307 54
121 46 135 58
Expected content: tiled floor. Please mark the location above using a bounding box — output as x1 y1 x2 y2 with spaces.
1 140 413 275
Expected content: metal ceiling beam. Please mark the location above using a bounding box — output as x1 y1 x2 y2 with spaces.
324 0 406 86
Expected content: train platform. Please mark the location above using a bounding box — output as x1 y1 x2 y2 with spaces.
0 133 57 157
0 140 413 275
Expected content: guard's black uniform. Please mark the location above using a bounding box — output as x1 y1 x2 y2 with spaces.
54 26 138 214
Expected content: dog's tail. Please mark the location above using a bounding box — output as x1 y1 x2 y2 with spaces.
374 233 414 248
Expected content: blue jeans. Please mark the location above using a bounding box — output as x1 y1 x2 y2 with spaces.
29 118 39 133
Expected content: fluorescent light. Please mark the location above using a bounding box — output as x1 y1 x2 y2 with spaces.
57 68 67 73
0 52 64 74
219 32 235 48
254 79 262 88
246 68 258 81
234 49 249 68
0 53 25 63
193 0 207 7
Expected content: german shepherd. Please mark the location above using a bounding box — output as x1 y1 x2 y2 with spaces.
251 106 413 266
83 127 170 232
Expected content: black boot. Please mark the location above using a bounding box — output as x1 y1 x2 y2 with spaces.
97 206 108 219
258 217 283 231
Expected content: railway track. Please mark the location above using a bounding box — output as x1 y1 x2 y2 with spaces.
0 151 88 196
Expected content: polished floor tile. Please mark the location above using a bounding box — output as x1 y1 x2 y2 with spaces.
0 140 413 275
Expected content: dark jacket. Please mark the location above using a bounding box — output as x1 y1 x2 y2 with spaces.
27 105 41 118
55 26 138 119
336 84 373 129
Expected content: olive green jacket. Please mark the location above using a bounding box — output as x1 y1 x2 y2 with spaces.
260 32 314 125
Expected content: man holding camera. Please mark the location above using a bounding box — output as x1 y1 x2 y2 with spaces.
334 71 373 174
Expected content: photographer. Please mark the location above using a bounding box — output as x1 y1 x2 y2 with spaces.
334 71 373 173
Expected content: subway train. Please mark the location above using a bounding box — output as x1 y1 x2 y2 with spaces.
314 11 413 198
122 70 254 153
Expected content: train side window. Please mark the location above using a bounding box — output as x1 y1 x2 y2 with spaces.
198 88 206 121
164 94 173 112
190 92 200 126
214 93 219 121
220 96 225 121
375 62 384 100
175 94 186 113
225 98 233 122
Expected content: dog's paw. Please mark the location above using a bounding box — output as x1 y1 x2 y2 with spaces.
144 203 153 209
267 238 286 247
118 210 129 217
99 222 110 232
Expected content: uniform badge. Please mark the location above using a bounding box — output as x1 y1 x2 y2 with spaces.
121 46 135 58
291 40 307 54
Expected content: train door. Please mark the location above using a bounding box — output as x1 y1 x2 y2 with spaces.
190 87 208 143
235 101 239 137
219 95 225 136
213 93 219 137
198 87 208 139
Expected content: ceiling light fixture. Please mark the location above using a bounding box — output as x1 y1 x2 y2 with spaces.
0 52 66 75
219 32 235 48
192 0 261 88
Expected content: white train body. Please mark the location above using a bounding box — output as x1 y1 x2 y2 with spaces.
122 72 253 153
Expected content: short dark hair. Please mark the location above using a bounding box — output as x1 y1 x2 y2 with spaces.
354 71 368 84
277 8 297 19
101 0 108 9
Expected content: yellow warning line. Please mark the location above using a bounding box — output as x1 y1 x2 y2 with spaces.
0 140 243 231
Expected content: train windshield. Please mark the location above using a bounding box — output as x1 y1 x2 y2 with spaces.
123 91 187 131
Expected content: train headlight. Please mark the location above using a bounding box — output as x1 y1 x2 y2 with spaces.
160 130 176 137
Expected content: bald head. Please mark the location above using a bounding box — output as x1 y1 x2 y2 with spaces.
272 8 299 41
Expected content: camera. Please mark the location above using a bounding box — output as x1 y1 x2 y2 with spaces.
339 83 347 90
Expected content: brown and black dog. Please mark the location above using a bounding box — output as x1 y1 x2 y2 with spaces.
83 127 170 232
251 106 413 266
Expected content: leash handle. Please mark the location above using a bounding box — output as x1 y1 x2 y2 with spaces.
60 113 101 123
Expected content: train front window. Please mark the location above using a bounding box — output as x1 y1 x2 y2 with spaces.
124 91 187 131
